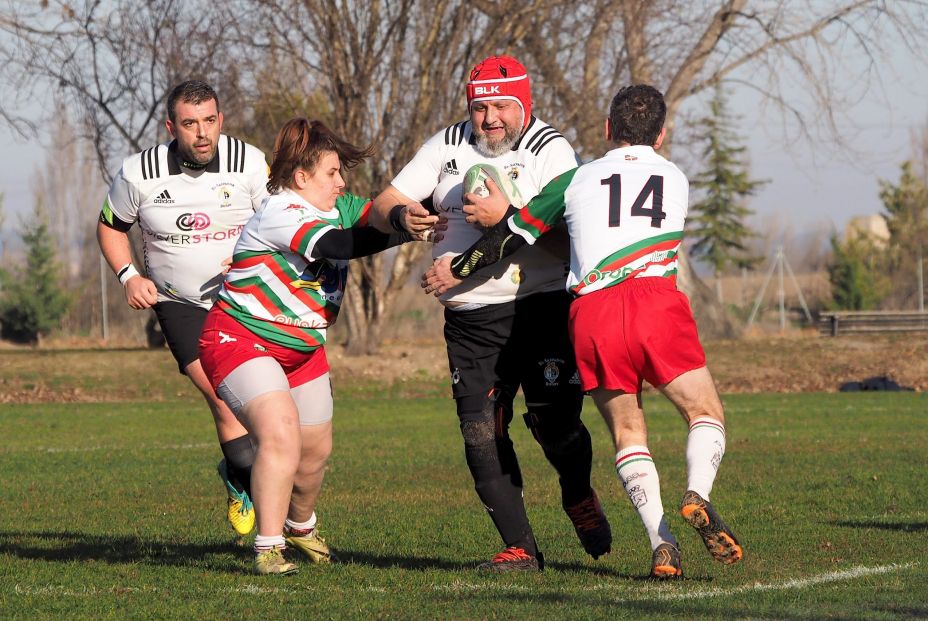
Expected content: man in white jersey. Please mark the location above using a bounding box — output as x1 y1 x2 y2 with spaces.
424 84 744 578
97 80 266 537
371 55 611 571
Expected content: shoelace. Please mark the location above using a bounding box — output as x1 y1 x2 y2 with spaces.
492 547 531 562
566 497 603 530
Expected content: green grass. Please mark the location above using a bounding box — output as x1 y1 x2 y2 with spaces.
1 391 926 619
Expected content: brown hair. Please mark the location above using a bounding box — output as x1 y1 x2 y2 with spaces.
608 84 666 146
166 80 219 123
267 118 374 194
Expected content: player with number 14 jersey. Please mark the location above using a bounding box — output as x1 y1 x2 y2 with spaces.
509 144 688 297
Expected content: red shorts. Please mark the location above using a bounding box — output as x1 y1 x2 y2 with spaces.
198 307 329 391
568 277 706 393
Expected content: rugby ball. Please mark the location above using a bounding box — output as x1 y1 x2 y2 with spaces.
463 164 525 208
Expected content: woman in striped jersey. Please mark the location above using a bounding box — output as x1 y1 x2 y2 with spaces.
199 118 425 575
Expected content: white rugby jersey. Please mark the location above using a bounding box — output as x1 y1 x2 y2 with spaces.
392 116 580 306
100 135 269 309
508 145 689 296
216 189 372 352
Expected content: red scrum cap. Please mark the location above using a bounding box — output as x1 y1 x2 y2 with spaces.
466 55 532 129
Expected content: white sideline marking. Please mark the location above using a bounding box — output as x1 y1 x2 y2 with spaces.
425 563 916 599
634 563 917 602
5 442 214 454
434 581 530 593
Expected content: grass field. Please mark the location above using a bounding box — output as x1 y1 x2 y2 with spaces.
1 374 927 619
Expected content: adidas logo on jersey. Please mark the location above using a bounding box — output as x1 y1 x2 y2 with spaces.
442 159 460 175
153 189 175 204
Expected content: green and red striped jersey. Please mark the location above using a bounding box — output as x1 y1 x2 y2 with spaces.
508 145 688 296
216 189 371 351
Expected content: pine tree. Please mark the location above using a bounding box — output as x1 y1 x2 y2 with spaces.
688 86 766 303
827 233 889 310
0 202 72 344
878 160 928 308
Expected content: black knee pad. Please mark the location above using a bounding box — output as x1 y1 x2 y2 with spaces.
459 389 520 480
523 403 589 457
458 388 514 440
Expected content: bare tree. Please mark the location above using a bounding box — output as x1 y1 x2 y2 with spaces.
0 0 241 182
492 0 928 337
4 0 927 345
0 0 252 339
243 0 534 354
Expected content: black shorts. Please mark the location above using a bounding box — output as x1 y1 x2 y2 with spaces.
153 301 208 375
443 290 582 414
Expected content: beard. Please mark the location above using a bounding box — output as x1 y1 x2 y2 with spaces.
474 123 522 157
178 140 216 167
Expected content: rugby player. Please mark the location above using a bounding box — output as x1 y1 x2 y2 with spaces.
423 84 744 578
370 55 612 571
97 80 265 537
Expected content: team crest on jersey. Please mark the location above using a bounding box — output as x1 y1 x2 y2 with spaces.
451 368 461 385
285 203 306 211
213 183 234 208
541 358 565 386
504 163 523 181
291 259 345 303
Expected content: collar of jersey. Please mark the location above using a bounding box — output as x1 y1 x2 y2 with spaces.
166 139 220 175
608 144 657 157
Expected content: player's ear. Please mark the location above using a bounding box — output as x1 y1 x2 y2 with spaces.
653 127 667 150
165 119 176 138
292 167 307 189
604 118 612 141
217 111 224 132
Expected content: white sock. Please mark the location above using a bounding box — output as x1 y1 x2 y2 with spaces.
615 445 676 550
285 512 317 534
686 417 726 499
254 534 286 551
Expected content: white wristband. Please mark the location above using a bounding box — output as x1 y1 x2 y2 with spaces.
117 263 140 286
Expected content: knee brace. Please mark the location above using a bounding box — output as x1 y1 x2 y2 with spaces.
522 402 589 458
524 402 593 506
459 387 514 439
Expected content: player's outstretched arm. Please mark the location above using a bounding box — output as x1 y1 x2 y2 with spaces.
96 221 158 310
311 227 418 260
370 185 443 238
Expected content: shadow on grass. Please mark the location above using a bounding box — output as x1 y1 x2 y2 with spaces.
831 519 928 533
317 549 655 578
1 530 720 579
0 530 244 572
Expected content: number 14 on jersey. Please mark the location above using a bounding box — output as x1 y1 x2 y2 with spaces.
600 174 666 228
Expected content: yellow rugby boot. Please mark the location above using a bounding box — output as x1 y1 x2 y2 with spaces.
218 459 255 536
